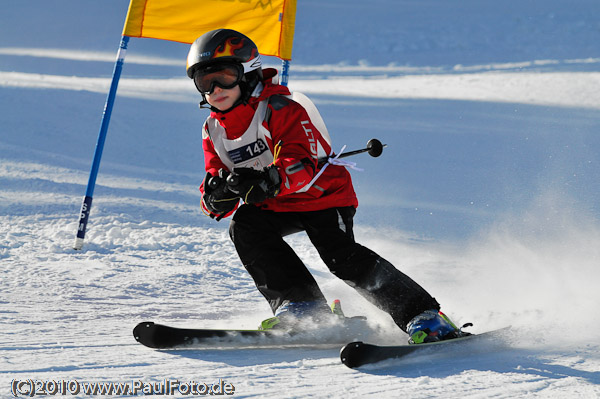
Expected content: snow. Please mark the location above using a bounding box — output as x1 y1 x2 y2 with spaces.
1 0 600 397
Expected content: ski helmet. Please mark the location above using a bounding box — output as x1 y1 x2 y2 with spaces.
186 29 263 104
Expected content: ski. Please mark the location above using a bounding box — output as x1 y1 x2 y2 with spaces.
133 321 368 349
340 326 511 368
134 321 272 349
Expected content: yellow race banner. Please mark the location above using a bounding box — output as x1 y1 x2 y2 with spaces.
122 0 297 60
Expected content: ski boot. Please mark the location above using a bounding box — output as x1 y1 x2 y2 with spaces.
406 310 472 344
258 300 334 331
259 300 360 331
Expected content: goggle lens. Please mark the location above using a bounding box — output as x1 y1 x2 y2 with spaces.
193 64 243 94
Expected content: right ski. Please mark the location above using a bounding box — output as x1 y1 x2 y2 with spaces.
340 326 511 368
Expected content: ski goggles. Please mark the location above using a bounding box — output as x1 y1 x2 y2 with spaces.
193 63 244 95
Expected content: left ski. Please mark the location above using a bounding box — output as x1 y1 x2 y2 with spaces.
133 321 365 349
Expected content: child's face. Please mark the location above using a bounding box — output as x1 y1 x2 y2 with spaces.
206 85 242 111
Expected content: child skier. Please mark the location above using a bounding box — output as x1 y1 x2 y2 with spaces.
186 29 467 344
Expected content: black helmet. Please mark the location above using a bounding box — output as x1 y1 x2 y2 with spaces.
187 29 263 104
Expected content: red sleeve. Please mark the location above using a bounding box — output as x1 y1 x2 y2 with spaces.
202 121 229 180
199 121 239 218
267 99 330 196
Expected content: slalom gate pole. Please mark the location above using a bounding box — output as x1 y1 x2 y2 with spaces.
280 59 291 86
74 35 129 250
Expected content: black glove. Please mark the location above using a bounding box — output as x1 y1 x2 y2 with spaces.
202 169 239 219
226 165 282 204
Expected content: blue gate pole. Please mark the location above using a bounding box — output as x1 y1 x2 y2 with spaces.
280 59 291 86
74 35 129 250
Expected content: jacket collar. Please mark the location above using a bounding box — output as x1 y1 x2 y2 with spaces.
210 69 291 137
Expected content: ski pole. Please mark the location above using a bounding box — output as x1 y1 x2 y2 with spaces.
319 138 387 166
225 138 387 186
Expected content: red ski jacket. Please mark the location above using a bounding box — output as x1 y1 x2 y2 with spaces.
200 69 358 217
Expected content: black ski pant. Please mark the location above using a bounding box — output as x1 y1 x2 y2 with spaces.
229 204 440 331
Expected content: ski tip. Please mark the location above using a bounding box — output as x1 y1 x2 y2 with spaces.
340 341 366 369
133 321 155 333
133 321 157 346
135 321 156 328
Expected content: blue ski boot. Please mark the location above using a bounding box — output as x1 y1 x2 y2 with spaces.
258 300 334 331
259 300 358 331
407 310 471 344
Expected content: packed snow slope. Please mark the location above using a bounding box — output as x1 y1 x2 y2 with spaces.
1 0 600 398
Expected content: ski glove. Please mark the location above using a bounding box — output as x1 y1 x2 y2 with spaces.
202 169 239 220
226 165 282 204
